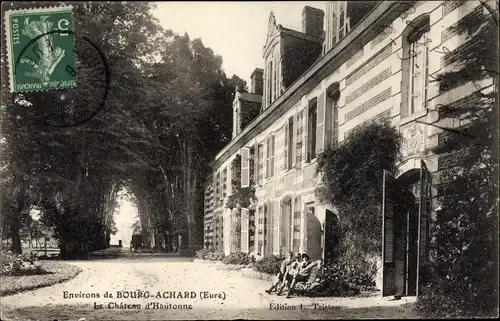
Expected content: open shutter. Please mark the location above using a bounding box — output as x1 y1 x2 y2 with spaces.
304 107 309 162
382 170 396 297
273 201 280 255
241 148 250 188
316 93 326 155
296 111 303 167
241 208 249 253
270 135 275 177
283 124 289 171
250 146 256 186
417 160 431 297
265 201 273 256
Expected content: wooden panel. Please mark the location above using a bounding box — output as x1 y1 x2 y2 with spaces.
241 209 249 253
316 92 326 154
417 160 432 297
382 170 396 297
241 148 250 187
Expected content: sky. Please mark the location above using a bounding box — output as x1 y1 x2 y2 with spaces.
110 2 329 245
152 1 327 85
110 191 138 246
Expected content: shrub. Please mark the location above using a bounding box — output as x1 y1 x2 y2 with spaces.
195 248 211 260
195 247 225 261
0 249 47 276
253 255 283 275
222 251 251 265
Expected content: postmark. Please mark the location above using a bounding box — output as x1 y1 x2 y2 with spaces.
5 6 76 93
5 6 110 127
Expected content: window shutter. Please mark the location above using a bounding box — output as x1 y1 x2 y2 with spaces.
417 160 432 297
258 144 264 185
283 124 289 171
272 201 280 255
324 95 333 149
241 148 250 188
296 111 303 166
241 208 249 253
270 135 275 177
265 139 270 179
293 197 302 253
382 170 396 297
304 107 309 162
316 93 326 155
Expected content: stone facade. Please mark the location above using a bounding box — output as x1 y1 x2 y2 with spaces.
203 0 496 270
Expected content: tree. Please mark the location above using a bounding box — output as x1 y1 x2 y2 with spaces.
316 121 402 290
316 121 402 254
416 3 499 318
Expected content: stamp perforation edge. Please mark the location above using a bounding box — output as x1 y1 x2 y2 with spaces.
4 5 74 93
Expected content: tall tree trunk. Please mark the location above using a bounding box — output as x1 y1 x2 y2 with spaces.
11 185 25 254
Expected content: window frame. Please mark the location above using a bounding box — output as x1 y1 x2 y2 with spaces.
408 28 430 116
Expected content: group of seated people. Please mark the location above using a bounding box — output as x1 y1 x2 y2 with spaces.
264 251 321 299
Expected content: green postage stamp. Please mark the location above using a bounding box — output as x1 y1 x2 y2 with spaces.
5 6 77 93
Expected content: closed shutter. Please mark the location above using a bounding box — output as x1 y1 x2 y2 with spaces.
316 93 326 155
382 170 396 297
241 148 250 188
241 208 249 253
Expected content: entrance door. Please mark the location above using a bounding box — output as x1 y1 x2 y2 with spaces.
382 160 432 298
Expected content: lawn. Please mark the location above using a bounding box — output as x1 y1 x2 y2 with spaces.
0 261 82 296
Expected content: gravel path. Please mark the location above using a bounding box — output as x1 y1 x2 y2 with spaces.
0 256 417 320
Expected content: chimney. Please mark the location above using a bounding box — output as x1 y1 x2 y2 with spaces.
302 6 324 38
250 68 263 95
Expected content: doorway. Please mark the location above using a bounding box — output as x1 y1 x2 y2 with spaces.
382 160 432 298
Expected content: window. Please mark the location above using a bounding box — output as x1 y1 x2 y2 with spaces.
267 61 273 106
307 101 317 161
331 13 337 46
409 31 429 114
265 135 275 178
339 9 345 39
402 16 430 117
273 56 278 100
234 108 240 136
288 117 294 170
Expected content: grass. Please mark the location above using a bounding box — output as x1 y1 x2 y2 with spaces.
0 261 82 296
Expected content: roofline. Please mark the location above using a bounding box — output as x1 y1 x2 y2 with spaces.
211 1 412 170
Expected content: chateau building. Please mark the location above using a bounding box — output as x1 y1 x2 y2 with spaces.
203 0 497 297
